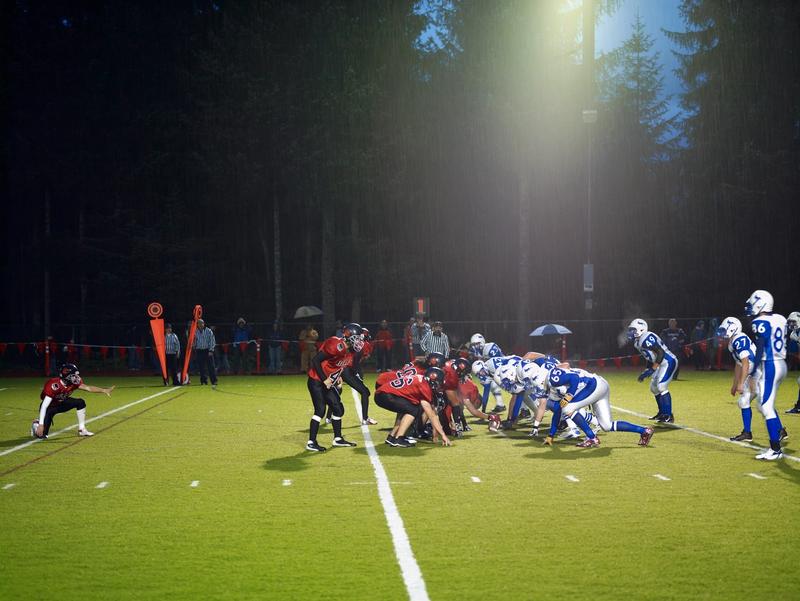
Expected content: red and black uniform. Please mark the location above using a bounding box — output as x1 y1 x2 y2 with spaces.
374 328 393 372
375 363 424 390
307 337 351 442
38 377 84 435
375 373 433 419
335 340 374 421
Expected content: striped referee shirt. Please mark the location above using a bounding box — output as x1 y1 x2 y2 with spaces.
165 332 180 355
193 327 216 351
410 323 431 345
421 331 450 357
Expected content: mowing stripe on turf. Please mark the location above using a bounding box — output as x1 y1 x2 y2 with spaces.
0 386 180 458
354 397 430 601
611 404 800 463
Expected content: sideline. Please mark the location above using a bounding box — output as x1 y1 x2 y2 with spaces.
353 394 430 601
0 387 180 458
611 404 800 464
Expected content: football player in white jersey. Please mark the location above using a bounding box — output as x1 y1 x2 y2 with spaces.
785 311 800 414
717 317 760 442
745 290 788 460
469 333 506 412
628 319 678 423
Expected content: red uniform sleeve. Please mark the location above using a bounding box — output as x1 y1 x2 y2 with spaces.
321 337 347 357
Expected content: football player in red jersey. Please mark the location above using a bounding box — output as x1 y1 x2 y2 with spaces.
32 363 114 439
441 357 501 433
328 328 378 426
375 367 451 447
305 323 363 452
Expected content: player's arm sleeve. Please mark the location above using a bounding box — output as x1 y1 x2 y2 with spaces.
39 396 52 424
564 374 580 397
548 404 563 437
311 351 330 382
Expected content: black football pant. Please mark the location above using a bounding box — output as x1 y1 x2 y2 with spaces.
195 351 217 384
166 353 180 385
327 368 372 420
39 397 86 435
308 378 344 442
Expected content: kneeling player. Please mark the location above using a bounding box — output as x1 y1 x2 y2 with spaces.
32 363 114 439
375 367 451 447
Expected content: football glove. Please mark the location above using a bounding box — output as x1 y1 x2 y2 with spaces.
543 436 554 446
559 398 570 408
637 368 655 382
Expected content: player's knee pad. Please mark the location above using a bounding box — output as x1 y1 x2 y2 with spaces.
737 392 752 410
75 398 87 410
650 379 668 396
331 401 345 418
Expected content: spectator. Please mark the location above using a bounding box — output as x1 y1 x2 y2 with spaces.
193 319 218 386
267 320 284 375
661 318 687 380
165 323 181 385
232 317 252 374
403 317 415 362
375 320 393 372
410 313 431 358
299 323 319 373
421 320 450 357
690 320 709 371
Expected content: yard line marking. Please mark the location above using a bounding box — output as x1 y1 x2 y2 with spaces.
653 474 671 481
3 483 16 490
565 475 580 483
0 387 180 458
190 480 200 488
257 409 262 413
354 397 430 601
471 476 481 483
746 473 767 480
4 412 12 416
351 388 362 419
95 481 109 489
347 481 413 485
0 388 8 392
282 479 292 486
612 404 800 464
209 410 214 414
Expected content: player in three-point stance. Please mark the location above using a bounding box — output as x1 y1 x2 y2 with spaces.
628 319 678 423
32 363 114 439
785 311 800 415
305 323 363 452
717 317 759 442
745 290 788 460
469 333 507 413
530 364 654 448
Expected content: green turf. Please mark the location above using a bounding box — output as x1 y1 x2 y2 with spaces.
1 371 799 601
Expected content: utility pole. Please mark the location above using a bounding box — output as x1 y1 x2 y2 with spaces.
582 0 596 313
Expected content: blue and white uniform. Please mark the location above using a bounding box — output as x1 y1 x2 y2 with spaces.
544 367 647 440
750 313 787 424
634 330 678 418
478 343 506 411
728 333 760 411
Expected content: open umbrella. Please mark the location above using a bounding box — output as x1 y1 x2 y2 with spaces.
529 324 572 361
529 324 572 336
293 305 323 319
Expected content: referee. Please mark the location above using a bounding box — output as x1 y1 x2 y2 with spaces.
165 323 181 386
193 319 218 387
421 321 450 358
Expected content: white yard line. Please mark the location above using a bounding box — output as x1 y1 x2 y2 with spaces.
95 481 109 489
0 387 180 458
190 480 200 488
281 479 292 486
746 473 767 480
470 476 481 483
0 388 8 392
565 475 580 483
611 404 800 464
3 483 16 490
354 397 430 601
653 474 671 481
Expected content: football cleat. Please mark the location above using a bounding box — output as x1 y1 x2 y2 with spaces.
528 427 539 438
576 437 600 448
393 437 413 448
658 414 675 424
785 406 800 414
490 404 507 413
639 428 655 447
558 428 582 440
305 441 326 453
385 435 398 447
361 418 378 425
730 431 753 442
400 436 417 445
779 428 788 442
755 448 783 461
649 412 664 421
78 428 94 437
332 437 356 447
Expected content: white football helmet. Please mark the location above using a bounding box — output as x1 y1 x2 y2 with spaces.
469 333 486 355
517 361 546 392
493 362 523 394
717 316 742 339
787 311 800 331
471 360 487 378
745 290 773 316
627 319 648 341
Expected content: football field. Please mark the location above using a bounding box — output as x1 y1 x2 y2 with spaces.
2 372 799 601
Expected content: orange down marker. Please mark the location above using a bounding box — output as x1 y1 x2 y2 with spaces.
147 302 168 384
